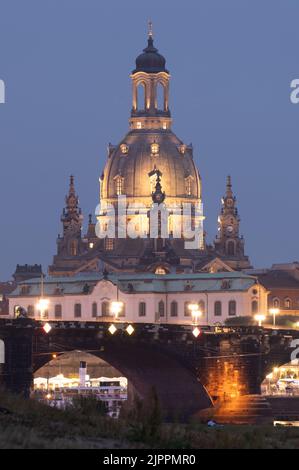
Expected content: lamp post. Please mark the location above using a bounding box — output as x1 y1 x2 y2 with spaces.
254 314 266 328
269 308 280 327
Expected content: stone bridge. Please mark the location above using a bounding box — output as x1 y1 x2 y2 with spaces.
0 318 297 420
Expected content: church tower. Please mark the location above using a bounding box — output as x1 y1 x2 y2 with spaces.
214 176 251 270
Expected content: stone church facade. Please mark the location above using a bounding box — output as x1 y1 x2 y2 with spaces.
49 30 251 278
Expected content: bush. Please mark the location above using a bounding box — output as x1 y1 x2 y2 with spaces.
225 316 255 326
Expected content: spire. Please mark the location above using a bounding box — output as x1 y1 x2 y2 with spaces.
148 20 153 39
65 175 79 214
61 175 83 235
226 175 233 199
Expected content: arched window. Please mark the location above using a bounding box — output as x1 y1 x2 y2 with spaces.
227 240 236 256
139 301 146 317
284 298 291 309
184 302 191 317
228 300 237 316
170 300 178 317
273 298 280 308
185 176 193 196
101 301 110 317
114 176 124 196
158 300 165 317
137 83 146 110
156 82 165 110
27 305 35 317
214 301 222 316
155 267 167 275
251 300 258 314
74 303 81 318
92 302 97 318
55 304 62 319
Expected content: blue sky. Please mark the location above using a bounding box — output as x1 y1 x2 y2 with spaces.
0 0 298 279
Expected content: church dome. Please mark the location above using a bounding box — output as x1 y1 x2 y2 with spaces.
101 129 201 203
133 37 168 74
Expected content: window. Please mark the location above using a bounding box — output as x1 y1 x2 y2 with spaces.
156 82 165 110
184 302 191 316
284 298 291 309
74 303 82 318
104 238 114 251
273 298 280 308
170 301 178 317
151 143 159 155
228 300 237 316
101 301 110 317
155 267 167 275
27 305 35 317
214 301 222 316
92 302 97 318
251 300 258 314
139 301 146 317
137 83 145 110
54 304 62 319
120 143 129 154
227 241 236 256
119 303 125 317
185 176 192 196
158 300 165 317
115 176 124 196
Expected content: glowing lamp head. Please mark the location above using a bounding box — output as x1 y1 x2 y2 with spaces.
254 314 266 326
110 301 123 319
269 308 280 316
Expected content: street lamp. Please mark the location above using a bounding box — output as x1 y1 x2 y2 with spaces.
36 298 50 320
254 314 266 327
269 308 280 327
110 301 123 321
188 303 202 325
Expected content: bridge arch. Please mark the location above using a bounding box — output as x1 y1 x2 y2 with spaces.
33 336 213 421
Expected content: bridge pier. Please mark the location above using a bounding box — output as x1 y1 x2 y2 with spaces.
0 320 34 397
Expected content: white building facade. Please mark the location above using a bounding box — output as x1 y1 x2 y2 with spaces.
8 272 268 326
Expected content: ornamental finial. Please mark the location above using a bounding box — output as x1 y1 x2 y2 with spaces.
148 20 153 39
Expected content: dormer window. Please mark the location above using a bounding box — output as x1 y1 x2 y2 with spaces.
120 144 129 155
185 175 193 196
178 144 186 154
151 143 159 155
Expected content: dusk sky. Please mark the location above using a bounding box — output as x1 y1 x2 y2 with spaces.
0 0 298 280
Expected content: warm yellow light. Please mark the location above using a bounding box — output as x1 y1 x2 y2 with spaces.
36 298 50 319
126 324 134 336
46 393 51 400
108 324 117 335
110 301 123 319
266 373 273 380
192 327 201 338
52 354 57 359
254 314 266 326
137 122 142 129
151 143 159 155
269 308 280 315
89 242 94 249
43 323 52 334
